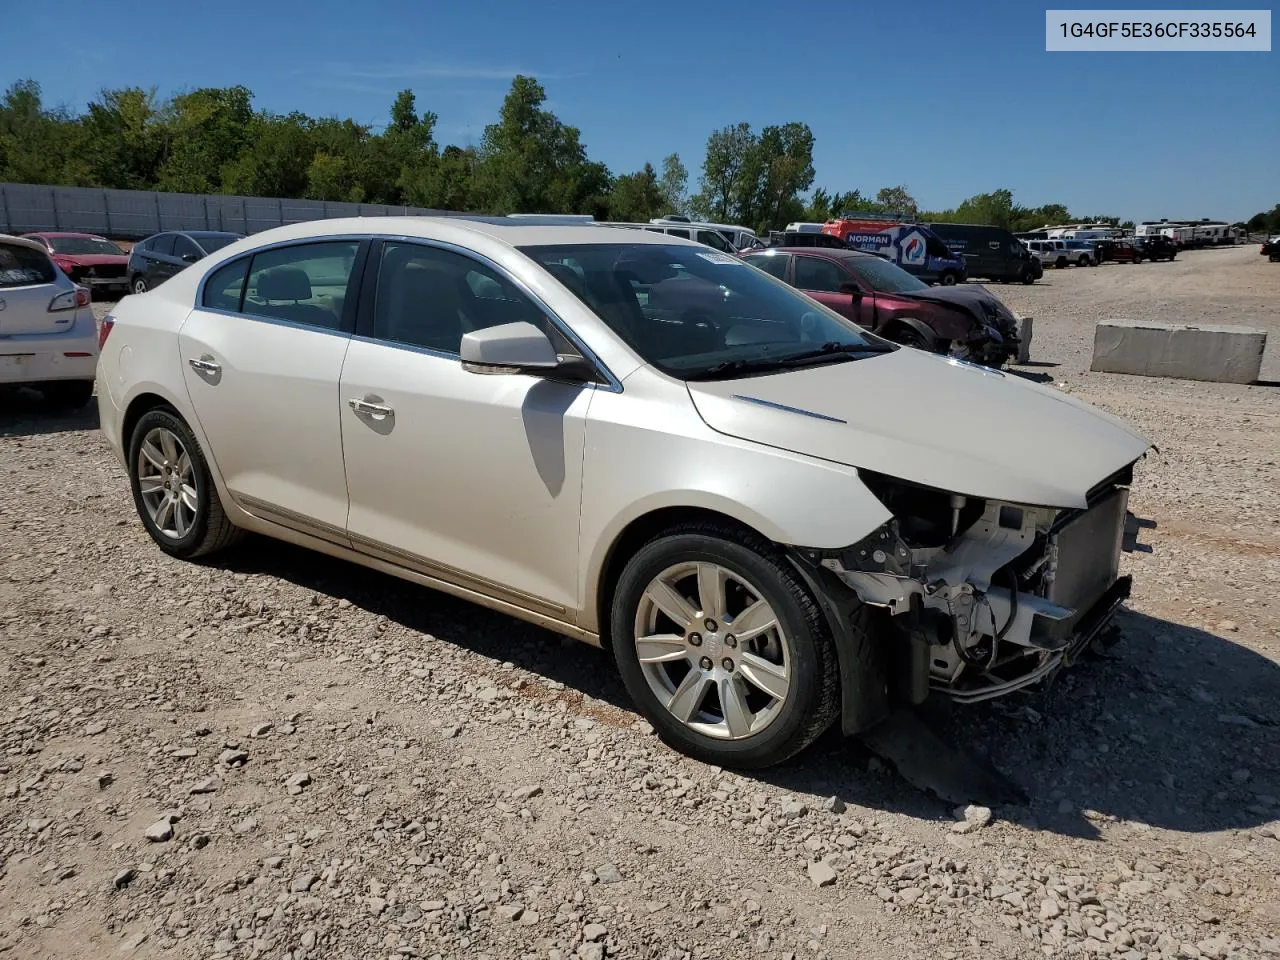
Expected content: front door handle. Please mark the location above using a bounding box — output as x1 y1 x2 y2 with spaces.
347 396 394 420
188 356 221 375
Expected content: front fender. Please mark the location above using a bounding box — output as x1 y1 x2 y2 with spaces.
577 375 892 633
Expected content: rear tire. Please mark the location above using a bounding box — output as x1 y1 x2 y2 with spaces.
43 380 94 410
132 276 148 294
1021 270 1036 284
128 408 243 559
610 524 843 769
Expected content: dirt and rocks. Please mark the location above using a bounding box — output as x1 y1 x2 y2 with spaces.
1 245 1277 959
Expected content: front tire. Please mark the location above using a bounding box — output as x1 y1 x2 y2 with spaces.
938 271 958 286
610 524 841 769
128 408 242 559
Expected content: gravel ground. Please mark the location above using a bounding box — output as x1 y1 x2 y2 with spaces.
1 246 1277 960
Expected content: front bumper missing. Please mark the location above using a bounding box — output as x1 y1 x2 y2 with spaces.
940 575 1130 704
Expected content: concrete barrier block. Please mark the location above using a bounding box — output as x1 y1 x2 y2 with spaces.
1016 316 1033 364
1090 321 1266 384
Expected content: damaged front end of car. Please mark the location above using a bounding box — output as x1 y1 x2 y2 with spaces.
793 464 1149 728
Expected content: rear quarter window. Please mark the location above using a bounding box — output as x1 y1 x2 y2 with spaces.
0 242 56 288
202 258 250 311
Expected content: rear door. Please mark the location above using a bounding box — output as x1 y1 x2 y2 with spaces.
148 234 177 285
177 238 365 538
0 240 70 336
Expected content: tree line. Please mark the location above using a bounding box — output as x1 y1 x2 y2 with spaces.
1 75 1165 236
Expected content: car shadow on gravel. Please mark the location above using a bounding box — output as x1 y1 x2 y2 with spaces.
765 607 1280 839
209 536 1279 840
0 388 99 437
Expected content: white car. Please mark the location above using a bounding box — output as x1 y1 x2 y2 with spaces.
96 217 1151 768
0 233 99 407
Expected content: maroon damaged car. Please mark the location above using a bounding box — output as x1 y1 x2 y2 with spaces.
742 247 1019 367
22 232 130 298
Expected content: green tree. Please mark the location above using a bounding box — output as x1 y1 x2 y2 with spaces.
608 162 666 222
658 153 687 216
0 80 88 185
472 75 609 215
81 87 164 189
874 185 918 216
156 86 255 193
690 122 755 222
220 112 316 198
952 188 1016 228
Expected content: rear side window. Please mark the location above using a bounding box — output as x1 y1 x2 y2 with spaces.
0 242 56 288
665 228 691 239
793 256 845 293
201 258 249 311
244 241 359 331
744 253 789 280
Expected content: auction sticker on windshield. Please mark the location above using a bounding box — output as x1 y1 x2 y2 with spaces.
696 252 743 266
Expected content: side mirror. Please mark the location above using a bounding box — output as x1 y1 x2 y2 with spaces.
460 321 560 374
839 281 863 298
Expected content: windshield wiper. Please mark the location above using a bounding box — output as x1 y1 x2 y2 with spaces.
686 341 894 380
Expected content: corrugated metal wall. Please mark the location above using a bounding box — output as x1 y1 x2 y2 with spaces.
0 183 455 239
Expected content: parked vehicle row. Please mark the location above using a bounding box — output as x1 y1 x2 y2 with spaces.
95 216 1151 768
128 231 244 293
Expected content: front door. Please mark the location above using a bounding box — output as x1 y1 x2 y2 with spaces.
791 254 870 328
178 238 364 540
339 239 591 618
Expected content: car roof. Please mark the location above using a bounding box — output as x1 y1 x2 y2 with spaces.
201 216 699 249
185 230 244 238
21 231 108 239
751 246 875 261
0 233 48 252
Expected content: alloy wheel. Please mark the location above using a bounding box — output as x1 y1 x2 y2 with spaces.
136 426 198 539
633 561 791 740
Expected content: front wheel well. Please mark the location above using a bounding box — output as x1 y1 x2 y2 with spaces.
595 506 766 651
122 393 178 452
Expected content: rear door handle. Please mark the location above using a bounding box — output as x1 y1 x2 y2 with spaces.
347 396 394 420
188 356 221 375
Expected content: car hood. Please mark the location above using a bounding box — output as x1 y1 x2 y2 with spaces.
686 348 1151 509
52 254 129 267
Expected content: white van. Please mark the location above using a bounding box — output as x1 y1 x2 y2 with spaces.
602 221 739 253
784 222 825 234
649 218 758 250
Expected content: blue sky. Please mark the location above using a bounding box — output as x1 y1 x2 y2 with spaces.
5 0 1277 221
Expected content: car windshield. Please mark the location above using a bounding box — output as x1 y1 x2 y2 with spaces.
846 256 930 294
47 236 125 256
193 235 240 254
518 243 887 380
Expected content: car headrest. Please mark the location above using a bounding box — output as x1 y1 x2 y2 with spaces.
257 266 312 301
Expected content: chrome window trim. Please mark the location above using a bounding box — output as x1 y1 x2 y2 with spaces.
192 232 622 392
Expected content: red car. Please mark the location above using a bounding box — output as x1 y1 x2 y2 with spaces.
742 247 1020 367
21 232 130 298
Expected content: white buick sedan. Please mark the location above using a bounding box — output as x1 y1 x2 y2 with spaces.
97 217 1150 768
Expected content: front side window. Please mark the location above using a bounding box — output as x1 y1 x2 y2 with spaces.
47 236 126 256
925 236 951 258
201 258 249 311
373 242 544 354
173 235 202 261
152 235 176 256
846 256 930 293
243 241 359 331
519 243 885 380
0 242 56 288
793 256 846 293
696 230 733 252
